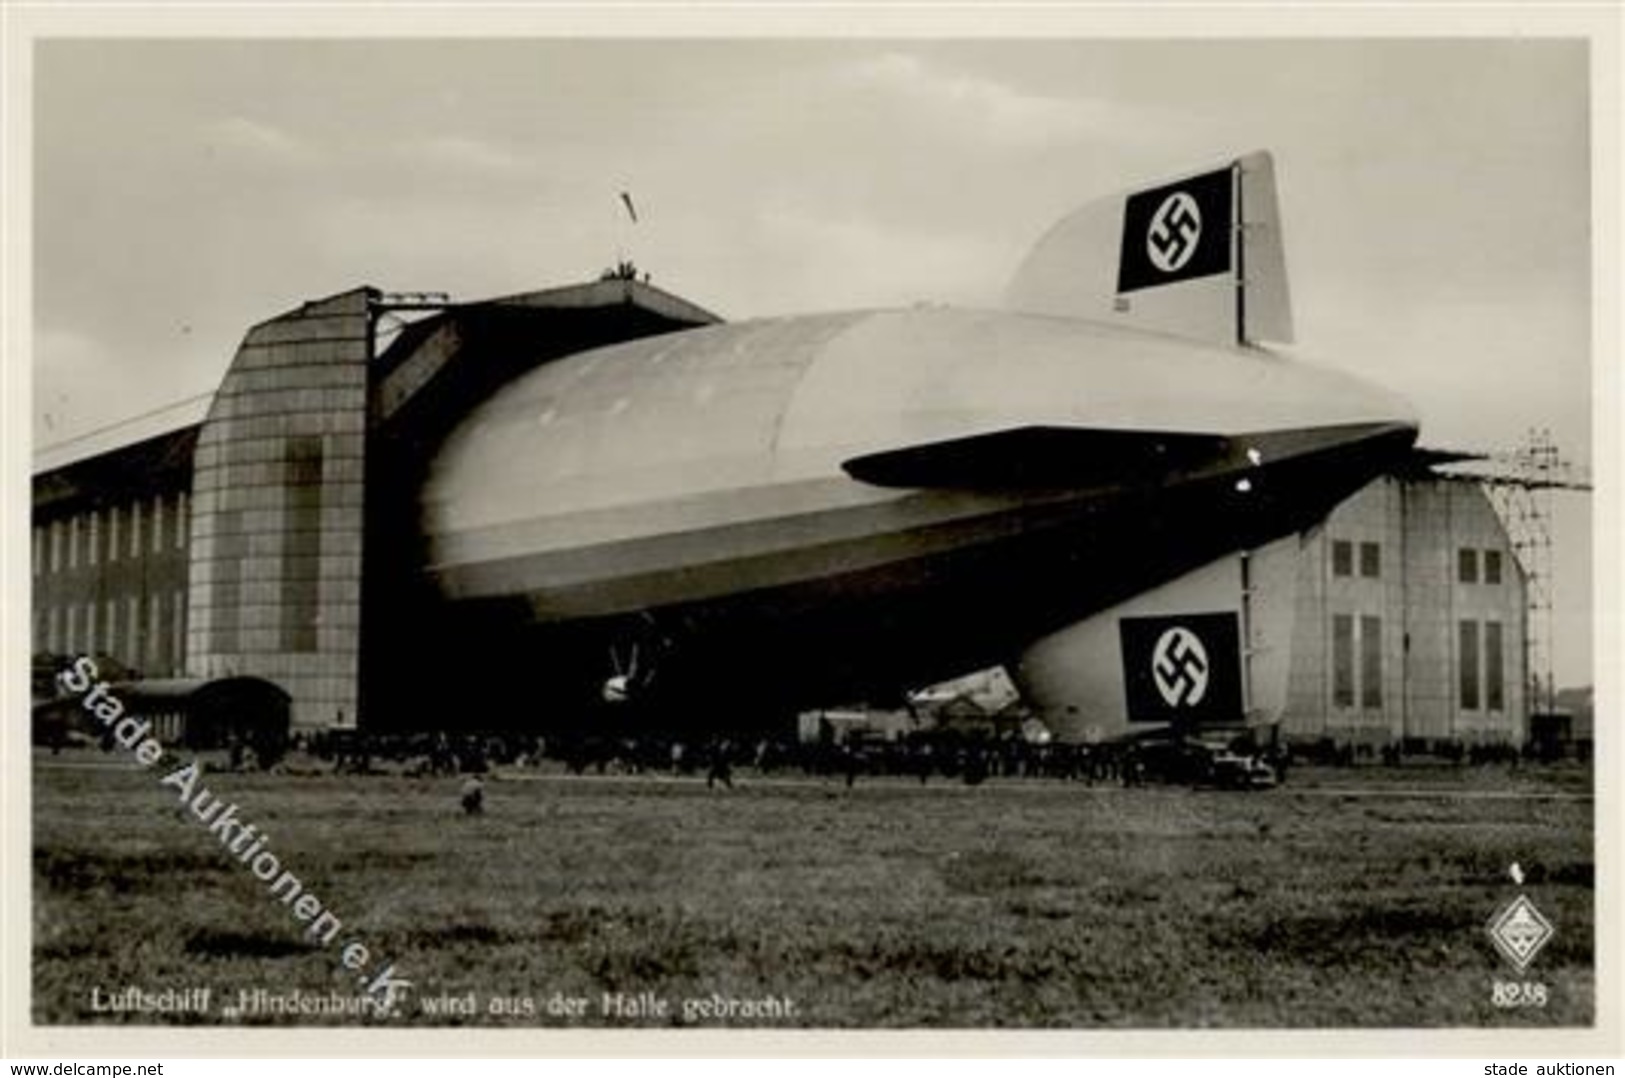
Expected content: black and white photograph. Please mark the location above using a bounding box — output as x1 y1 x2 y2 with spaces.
7 8 1617 1056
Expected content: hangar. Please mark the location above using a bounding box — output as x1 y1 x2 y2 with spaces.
33 280 717 734
1281 474 1528 748
32 274 1534 750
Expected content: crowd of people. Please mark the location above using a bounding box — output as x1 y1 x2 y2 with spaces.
44 713 1556 791
278 728 1288 789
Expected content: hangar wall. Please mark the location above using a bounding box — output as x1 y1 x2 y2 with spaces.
1283 476 1527 746
186 289 374 729
31 429 196 678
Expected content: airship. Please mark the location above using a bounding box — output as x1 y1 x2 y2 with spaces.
411 151 1417 740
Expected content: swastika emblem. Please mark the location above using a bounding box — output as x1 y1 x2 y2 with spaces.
1146 191 1202 273
1151 626 1209 707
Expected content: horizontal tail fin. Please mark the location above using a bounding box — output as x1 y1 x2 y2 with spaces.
1004 150 1293 347
842 426 1230 489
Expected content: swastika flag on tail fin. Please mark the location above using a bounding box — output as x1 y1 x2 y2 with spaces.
1119 613 1243 726
1004 150 1291 346
1116 167 1234 294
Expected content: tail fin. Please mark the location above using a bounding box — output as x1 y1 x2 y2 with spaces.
1003 150 1293 347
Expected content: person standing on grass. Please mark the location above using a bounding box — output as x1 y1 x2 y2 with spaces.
707 738 734 790
461 774 485 814
842 741 862 788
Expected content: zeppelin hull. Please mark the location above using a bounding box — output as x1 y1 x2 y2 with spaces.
418 415 1414 730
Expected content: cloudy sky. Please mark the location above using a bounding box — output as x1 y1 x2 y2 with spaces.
29 36 1596 683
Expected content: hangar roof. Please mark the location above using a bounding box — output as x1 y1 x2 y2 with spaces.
32 278 722 510
32 421 202 515
33 395 211 476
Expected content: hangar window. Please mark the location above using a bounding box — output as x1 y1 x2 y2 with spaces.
1485 620 1504 713
152 495 165 553
176 491 189 549
210 515 242 656
1360 616 1383 709
1332 614 1355 709
286 436 324 485
1331 540 1353 578
65 603 78 654
50 520 62 573
88 511 99 567
1459 620 1480 711
47 606 60 653
106 599 119 658
108 506 120 563
281 437 324 653
1458 548 1478 584
68 516 79 570
126 597 140 665
173 588 187 669
1484 549 1503 585
150 596 165 672
1359 542 1380 579
130 500 143 558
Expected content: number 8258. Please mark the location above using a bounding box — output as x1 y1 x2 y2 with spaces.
1491 980 1548 1008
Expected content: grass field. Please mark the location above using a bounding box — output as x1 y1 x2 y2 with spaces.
32 751 1595 1028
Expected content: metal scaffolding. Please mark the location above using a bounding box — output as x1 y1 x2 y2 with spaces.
1434 429 1591 716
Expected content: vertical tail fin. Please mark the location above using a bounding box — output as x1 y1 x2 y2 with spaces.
1004 150 1293 347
